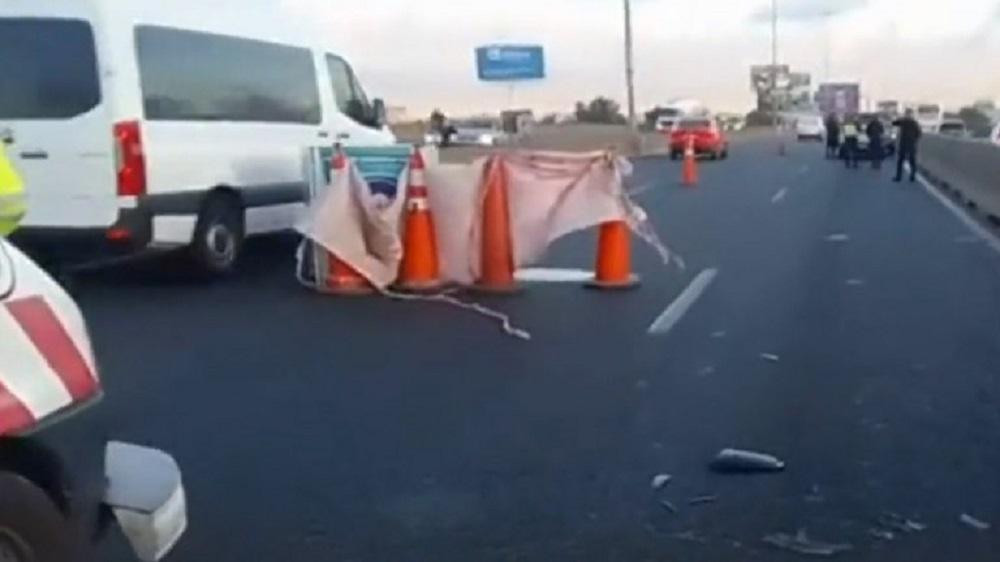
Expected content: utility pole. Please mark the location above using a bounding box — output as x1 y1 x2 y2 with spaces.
624 0 637 128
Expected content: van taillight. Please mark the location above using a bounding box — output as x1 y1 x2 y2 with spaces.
113 121 146 196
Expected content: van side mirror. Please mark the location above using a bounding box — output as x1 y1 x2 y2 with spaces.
371 98 387 128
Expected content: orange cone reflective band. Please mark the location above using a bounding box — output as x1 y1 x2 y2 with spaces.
474 157 519 293
586 220 640 290
324 150 373 295
682 135 698 187
396 150 444 291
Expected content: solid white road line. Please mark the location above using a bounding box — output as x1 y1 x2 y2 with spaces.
515 268 595 283
916 174 1000 256
771 187 789 203
648 269 719 336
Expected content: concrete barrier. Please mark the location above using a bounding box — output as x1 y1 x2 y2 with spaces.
920 135 1000 222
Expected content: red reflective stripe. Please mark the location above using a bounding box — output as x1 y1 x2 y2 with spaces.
4 297 98 401
0 379 35 435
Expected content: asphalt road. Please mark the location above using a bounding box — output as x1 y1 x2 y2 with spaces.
58 134 1000 560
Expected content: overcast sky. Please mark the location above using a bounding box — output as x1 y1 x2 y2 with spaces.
247 0 999 116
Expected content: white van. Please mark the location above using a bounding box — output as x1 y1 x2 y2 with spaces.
1 1 395 273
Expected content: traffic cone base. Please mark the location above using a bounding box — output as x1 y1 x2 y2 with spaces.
325 255 375 296
585 274 640 291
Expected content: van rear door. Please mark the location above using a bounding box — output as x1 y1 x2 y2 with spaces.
0 9 117 229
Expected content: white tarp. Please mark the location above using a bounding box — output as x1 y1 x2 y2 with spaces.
297 150 638 289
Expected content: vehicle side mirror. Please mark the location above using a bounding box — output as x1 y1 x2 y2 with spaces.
345 99 367 124
371 98 387 128
104 442 187 561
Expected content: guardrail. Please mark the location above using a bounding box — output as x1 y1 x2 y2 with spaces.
920 134 1000 222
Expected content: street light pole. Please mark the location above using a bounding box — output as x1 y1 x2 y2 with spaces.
624 0 637 128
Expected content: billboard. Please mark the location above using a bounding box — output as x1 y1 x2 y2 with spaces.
750 65 812 111
476 45 545 81
816 83 860 117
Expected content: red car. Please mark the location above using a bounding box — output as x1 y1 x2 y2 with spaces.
669 118 729 160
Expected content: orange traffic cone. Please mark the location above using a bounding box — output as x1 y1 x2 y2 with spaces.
682 135 699 187
473 156 519 293
323 151 374 295
395 150 444 292
586 220 640 290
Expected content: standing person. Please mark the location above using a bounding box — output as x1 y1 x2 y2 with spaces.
824 114 841 159
842 118 860 169
892 109 922 182
0 144 26 236
865 116 885 170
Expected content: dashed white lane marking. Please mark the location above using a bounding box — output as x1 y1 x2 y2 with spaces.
648 269 719 336
916 174 1000 256
825 233 850 242
515 268 594 283
771 187 789 203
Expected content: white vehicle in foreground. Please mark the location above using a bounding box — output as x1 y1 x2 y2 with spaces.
990 122 1000 146
0 236 186 561
1 0 394 274
795 115 826 141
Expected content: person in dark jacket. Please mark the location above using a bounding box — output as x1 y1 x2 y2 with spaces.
824 114 840 159
892 109 922 182
865 117 885 170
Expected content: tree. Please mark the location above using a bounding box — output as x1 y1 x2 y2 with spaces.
958 107 993 137
574 97 626 124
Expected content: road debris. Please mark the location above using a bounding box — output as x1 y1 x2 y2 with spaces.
760 353 781 363
960 513 991 531
763 530 852 557
868 528 895 541
877 512 927 534
671 530 708 544
659 499 678 514
688 495 718 506
710 448 785 473
651 474 673 490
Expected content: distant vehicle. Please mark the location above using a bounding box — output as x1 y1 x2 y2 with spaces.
1 236 187 561
992 122 1000 146
840 113 896 161
914 103 943 133
669 118 729 160
715 113 746 132
795 115 825 141
938 119 968 137
1 1 395 274
655 99 710 132
876 100 901 119
449 118 507 146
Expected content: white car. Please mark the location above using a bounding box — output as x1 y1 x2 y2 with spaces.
796 116 826 141
990 122 1000 146
0 236 187 561
1 0 395 274
655 115 680 132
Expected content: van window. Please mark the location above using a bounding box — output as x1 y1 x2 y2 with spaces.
326 55 375 127
0 18 101 119
136 26 321 124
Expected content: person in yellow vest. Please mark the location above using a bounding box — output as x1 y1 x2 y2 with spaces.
0 145 26 236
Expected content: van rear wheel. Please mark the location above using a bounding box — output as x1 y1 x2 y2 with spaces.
190 194 244 275
0 472 71 562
